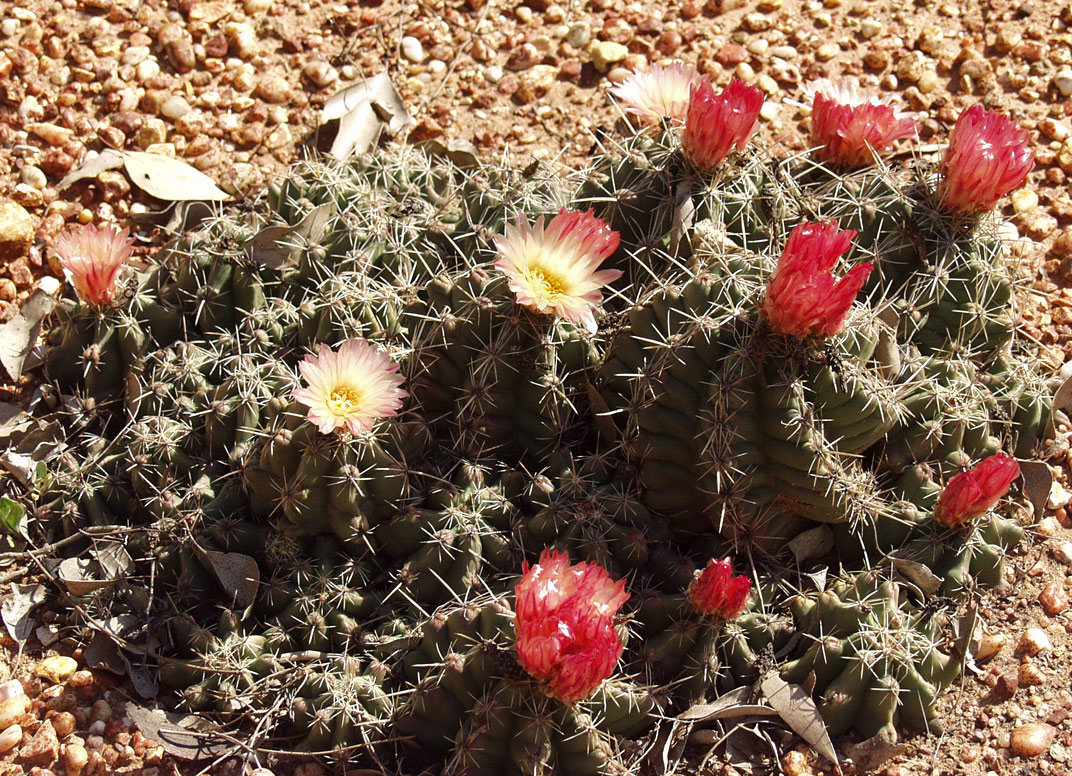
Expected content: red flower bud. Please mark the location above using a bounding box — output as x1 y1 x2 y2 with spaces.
935 453 1021 527
514 549 629 704
687 558 752 620
762 220 872 338
936 105 1034 214
808 78 917 168
683 79 764 171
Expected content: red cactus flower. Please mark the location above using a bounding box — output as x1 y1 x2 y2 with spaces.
936 105 1034 214
683 79 764 171
53 224 135 307
935 453 1021 527
687 558 752 620
514 549 629 704
762 220 872 338
808 78 917 168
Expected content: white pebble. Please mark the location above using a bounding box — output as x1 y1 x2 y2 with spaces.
0 681 23 702
484 65 503 83
860 18 882 38
401 36 425 64
20 165 45 189
1018 627 1052 656
160 95 190 120
566 21 591 48
0 724 20 753
135 59 160 83
1056 69 1072 97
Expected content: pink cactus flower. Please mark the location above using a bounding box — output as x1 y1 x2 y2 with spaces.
935 453 1021 527
53 224 135 307
683 78 764 171
807 78 917 168
495 209 622 334
936 105 1034 214
292 339 407 435
514 549 629 704
609 62 703 124
688 558 752 620
762 220 872 338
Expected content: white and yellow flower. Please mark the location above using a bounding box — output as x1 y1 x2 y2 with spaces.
293 339 407 435
494 209 622 334
608 62 702 124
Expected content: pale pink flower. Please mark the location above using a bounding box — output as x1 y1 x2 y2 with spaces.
53 224 134 306
494 209 622 334
292 339 407 435
683 78 764 171
806 77 917 167
688 558 752 620
936 105 1034 214
762 220 872 338
935 453 1020 527
609 62 703 124
514 549 629 704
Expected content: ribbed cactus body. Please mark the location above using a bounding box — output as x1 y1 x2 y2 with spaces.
33 112 1055 772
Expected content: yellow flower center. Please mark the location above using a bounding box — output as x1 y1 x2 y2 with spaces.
528 266 567 300
329 385 363 414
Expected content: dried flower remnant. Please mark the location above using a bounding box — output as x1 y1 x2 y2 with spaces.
609 62 703 124
688 558 752 620
293 339 407 436
806 77 917 168
935 453 1021 527
53 224 135 307
683 78 764 171
762 220 872 338
936 105 1034 214
495 209 622 334
514 549 629 703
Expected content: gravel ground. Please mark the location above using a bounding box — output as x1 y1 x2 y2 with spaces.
1 0 1072 773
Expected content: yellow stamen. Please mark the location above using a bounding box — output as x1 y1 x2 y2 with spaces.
528 266 567 299
329 385 363 414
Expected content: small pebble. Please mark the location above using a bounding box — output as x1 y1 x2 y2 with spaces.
401 36 425 64
160 96 190 120
0 695 30 730
1053 540 1072 565
566 21 592 48
1010 188 1038 214
0 724 21 754
1010 723 1056 757
0 680 25 702
815 42 840 61
1039 581 1069 615
1018 628 1052 656
1056 69 1072 97
1018 662 1046 687
21 165 47 189
590 40 628 72
52 711 77 738
303 61 338 88
64 742 89 775
918 70 939 93
975 632 1006 661
36 656 78 684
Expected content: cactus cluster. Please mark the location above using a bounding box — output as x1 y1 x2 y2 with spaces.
25 74 1053 773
